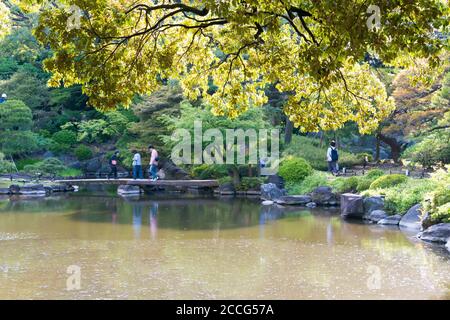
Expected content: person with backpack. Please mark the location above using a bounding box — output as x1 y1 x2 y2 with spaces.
132 150 143 179
109 151 119 179
327 140 339 175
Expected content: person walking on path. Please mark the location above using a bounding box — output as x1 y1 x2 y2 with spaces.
148 145 159 181
132 150 143 179
326 140 339 175
109 151 119 179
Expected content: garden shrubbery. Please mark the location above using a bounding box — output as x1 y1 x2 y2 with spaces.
74 145 93 161
279 156 313 183
283 136 363 171
369 174 408 190
191 164 230 179
331 176 359 193
423 167 450 223
236 177 266 191
285 170 330 195
356 169 385 192
23 157 66 176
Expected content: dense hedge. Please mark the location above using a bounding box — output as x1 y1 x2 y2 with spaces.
279 156 313 183
369 174 408 190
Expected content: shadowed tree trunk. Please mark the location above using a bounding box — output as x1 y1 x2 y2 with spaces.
377 133 403 163
375 135 381 162
284 115 293 144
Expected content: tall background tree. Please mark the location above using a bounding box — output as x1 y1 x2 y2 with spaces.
24 0 448 135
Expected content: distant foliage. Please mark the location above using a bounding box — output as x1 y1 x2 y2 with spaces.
23 158 66 176
0 152 14 174
370 174 408 190
74 145 93 161
279 156 313 183
191 164 229 179
283 136 363 171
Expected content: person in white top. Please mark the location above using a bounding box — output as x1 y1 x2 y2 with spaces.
326 140 339 175
132 150 143 179
148 145 159 181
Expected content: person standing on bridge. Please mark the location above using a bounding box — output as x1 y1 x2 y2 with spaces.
132 150 143 179
109 150 119 179
148 145 159 181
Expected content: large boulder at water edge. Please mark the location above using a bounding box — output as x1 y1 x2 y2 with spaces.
218 183 236 195
340 193 364 219
261 183 286 201
399 204 423 231
363 196 384 217
310 186 338 206
378 214 402 226
368 210 388 223
117 185 142 196
9 184 47 196
446 239 450 253
266 175 285 189
418 223 450 243
275 195 312 205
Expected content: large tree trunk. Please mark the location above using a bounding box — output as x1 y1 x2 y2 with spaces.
375 135 381 162
284 115 293 145
377 133 403 163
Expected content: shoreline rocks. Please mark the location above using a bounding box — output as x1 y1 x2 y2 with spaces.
378 214 402 225
310 186 339 206
363 196 384 219
261 183 286 201
418 223 450 243
368 210 388 223
340 193 364 219
117 185 142 196
399 204 423 231
275 195 312 205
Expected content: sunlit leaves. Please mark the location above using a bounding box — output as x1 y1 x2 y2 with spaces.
32 0 450 133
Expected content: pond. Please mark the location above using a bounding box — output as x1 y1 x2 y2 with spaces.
0 192 449 299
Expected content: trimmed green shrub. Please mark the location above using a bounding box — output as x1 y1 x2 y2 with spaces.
356 169 385 192
370 174 408 190
331 176 359 193
52 130 77 146
23 158 66 176
74 145 93 161
279 156 313 183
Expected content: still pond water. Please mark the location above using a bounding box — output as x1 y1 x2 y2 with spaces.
0 191 449 299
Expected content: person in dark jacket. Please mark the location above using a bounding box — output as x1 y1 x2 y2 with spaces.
109 151 119 179
326 141 339 175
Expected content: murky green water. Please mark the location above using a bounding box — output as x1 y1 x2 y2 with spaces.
0 192 449 300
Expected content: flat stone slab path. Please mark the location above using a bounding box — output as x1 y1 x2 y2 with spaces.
55 179 219 188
